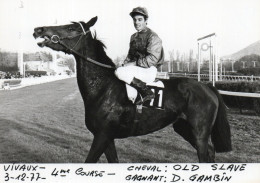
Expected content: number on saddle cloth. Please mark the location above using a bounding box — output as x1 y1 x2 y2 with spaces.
143 85 164 109
125 80 165 110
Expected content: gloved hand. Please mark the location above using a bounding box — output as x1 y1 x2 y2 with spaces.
115 61 135 68
123 62 136 67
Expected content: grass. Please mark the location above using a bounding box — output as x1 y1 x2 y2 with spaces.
0 78 259 163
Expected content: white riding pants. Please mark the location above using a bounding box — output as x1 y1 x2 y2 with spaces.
114 65 157 84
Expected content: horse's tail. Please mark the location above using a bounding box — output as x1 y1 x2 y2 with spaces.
207 84 232 152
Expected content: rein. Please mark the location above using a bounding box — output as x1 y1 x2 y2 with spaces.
50 23 115 69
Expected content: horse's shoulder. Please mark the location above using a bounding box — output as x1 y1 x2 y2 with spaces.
106 77 128 95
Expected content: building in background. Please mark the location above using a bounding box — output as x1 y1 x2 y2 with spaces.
24 52 72 75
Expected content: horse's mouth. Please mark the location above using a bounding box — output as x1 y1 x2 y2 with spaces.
34 33 50 47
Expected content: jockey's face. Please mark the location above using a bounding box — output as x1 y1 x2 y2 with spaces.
132 15 147 32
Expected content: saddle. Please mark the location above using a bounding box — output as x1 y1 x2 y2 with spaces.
126 80 164 110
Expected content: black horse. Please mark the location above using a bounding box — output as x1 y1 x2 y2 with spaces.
33 17 231 163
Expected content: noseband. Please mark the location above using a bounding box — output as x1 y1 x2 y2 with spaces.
51 22 114 69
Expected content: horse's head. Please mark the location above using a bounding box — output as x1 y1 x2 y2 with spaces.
33 16 98 53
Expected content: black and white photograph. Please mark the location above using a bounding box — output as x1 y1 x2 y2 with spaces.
0 0 259 167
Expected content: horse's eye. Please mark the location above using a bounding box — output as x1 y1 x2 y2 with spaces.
68 27 74 32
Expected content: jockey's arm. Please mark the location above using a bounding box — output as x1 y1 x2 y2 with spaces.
137 34 163 68
123 34 138 66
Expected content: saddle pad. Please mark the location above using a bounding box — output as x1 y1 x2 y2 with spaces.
126 80 164 104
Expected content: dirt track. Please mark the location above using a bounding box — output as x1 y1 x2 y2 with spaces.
0 78 259 163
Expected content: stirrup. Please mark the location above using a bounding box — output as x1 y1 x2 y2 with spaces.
136 93 155 105
136 104 143 113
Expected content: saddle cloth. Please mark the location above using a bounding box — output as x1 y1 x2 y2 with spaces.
126 80 164 103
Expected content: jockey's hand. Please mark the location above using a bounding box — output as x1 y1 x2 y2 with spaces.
115 59 125 68
123 62 136 67
115 62 134 68
115 64 123 69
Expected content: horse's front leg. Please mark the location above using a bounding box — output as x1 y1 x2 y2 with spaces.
104 140 119 163
85 132 112 163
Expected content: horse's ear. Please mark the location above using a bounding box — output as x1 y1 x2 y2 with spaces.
85 16 98 28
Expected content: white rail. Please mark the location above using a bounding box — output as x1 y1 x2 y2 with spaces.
218 90 260 98
168 73 260 82
0 75 75 90
156 72 170 79
160 72 260 98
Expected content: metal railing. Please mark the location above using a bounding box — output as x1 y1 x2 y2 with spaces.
158 72 260 99
167 73 260 82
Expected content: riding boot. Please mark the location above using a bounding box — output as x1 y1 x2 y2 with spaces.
130 77 155 105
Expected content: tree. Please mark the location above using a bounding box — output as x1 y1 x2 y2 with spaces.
176 50 180 62
168 50 175 72
189 49 193 62
39 51 52 61
169 49 175 62
238 54 260 62
63 57 76 73
188 49 195 72
0 51 18 71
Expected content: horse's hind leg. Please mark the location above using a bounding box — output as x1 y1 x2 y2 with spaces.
189 107 218 162
173 118 195 147
104 140 119 163
208 141 215 162
193 132 209 163
173 118 215 162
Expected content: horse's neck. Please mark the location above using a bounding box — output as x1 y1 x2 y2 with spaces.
74 50 114 103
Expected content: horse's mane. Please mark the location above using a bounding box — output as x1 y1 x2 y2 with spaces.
90 31 115 67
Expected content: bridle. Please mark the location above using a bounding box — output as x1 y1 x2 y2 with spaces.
50 22 115 69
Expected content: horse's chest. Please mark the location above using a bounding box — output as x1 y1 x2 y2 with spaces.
84 116 98 133
84 109 108 132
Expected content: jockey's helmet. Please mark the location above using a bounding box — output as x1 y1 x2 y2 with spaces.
130 7 148 18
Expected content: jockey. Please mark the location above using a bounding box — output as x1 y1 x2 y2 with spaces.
115 7 164 105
